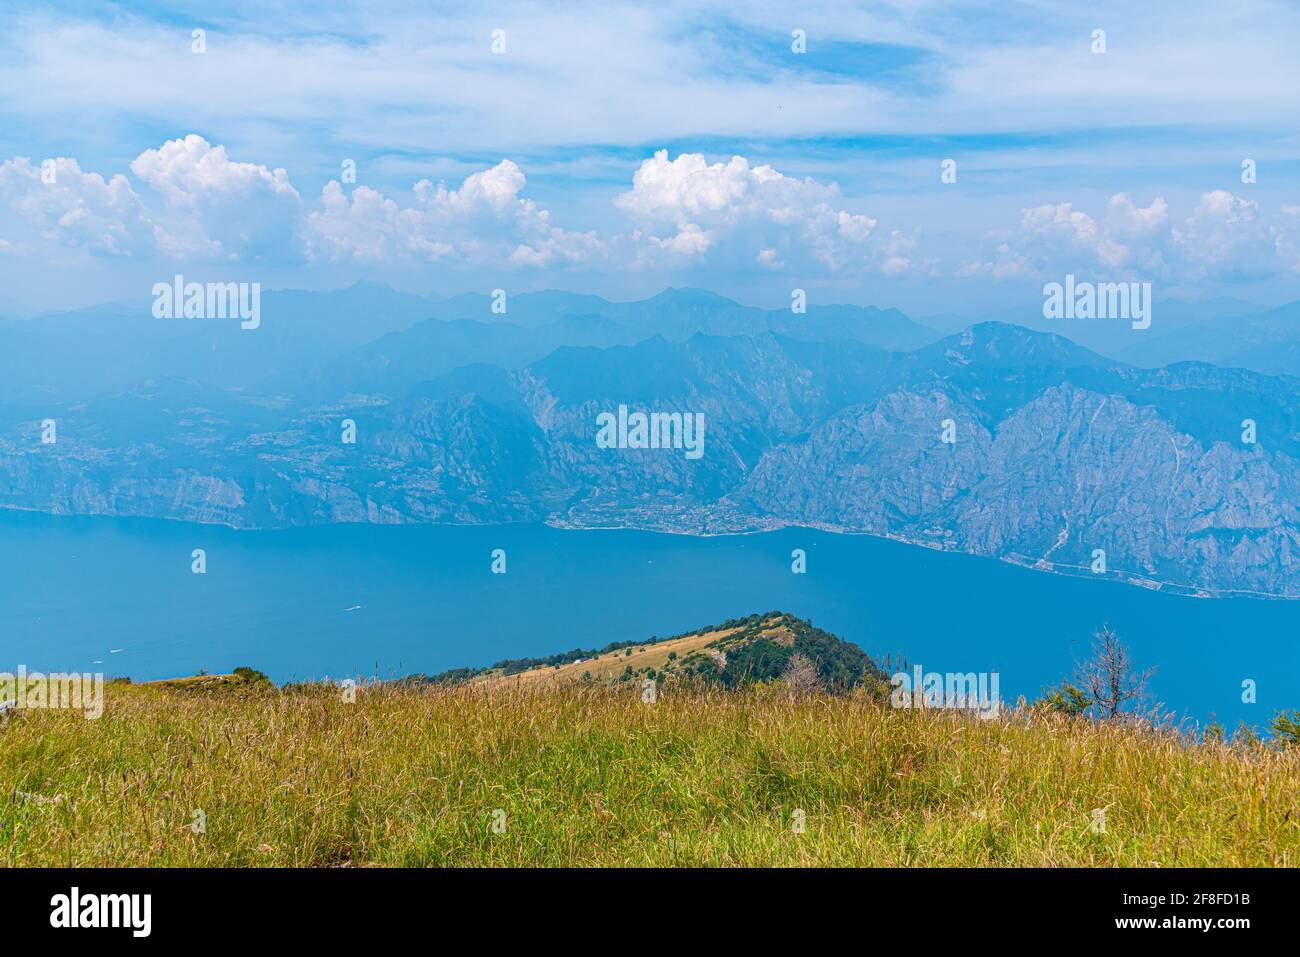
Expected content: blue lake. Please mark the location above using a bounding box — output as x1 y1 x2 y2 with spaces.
1 510 1296 729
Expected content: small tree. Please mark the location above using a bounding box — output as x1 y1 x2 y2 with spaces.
1034 681 1090 717
1071 623 1154 720
1269 710 1300 746
781 652 821 695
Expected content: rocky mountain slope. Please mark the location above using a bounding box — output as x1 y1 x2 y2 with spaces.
4 290 1300 597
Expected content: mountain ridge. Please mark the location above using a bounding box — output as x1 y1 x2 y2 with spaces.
4 288 1300 597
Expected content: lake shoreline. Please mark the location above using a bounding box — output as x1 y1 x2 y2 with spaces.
2 509 1297 726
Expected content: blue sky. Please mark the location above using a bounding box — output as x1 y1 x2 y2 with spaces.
1 0 1298 314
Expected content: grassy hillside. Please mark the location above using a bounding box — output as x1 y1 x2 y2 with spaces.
3 649 1299 866
435 612 887 692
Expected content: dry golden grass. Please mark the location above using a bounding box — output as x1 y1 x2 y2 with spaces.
2 679 1298 867
479 626 742 687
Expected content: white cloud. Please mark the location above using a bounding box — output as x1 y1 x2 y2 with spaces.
304 160 603 269
0 144 603 271
3 3 1298 164
305 182 424 264
614 150 897 273
962 191 1291 283
1171 190 1281 282
880 229 935 277
0 136 302 263
0 156 152 256
130 135 302 261
4 140 1293 293
130 135 297 207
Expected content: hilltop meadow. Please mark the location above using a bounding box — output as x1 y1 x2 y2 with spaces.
3 668 1298 867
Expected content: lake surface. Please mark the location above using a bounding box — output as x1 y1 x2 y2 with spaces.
1 509 1296 728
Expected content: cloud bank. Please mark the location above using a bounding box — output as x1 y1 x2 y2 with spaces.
2 137 1297 293
961 190 1295 283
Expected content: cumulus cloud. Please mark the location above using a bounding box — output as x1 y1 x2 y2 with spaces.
130 135 301 261
6 139 1290 291
0 136 301 263
0 142 601 271
304 160 603 269
614 150 903 274
303 149 916 276
962 190 1291 283
1171 190 1281 282
0 156 152 256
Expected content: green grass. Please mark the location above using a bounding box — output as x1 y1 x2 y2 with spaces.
2 679 1298 866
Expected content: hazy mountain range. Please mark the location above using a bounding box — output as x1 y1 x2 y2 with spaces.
3 284 1300 598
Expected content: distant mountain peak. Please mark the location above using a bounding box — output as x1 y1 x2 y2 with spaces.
928 321 1116 369
649 287 742 305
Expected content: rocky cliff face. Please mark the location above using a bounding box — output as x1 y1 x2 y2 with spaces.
737 381 1300 595
4 320 1300 597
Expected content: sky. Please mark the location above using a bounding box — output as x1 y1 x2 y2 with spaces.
1 0 1298 315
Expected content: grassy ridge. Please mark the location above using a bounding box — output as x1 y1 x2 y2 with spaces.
3 679 1298 867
